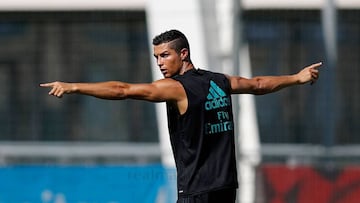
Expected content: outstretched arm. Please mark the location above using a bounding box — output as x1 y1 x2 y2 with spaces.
228 62 322 95
40 78 185 102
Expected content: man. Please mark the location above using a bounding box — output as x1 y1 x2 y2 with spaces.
41 29 321 203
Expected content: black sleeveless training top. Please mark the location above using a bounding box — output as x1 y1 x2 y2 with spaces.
166 69 238 197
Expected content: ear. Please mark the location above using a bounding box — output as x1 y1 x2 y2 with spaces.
180 48 189 61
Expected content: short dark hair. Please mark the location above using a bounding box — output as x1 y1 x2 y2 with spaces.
152 30 190 56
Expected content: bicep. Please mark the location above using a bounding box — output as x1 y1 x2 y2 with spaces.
227 75 260 94
125 79 184 102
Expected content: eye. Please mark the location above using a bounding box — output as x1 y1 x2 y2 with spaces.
160 53 169 58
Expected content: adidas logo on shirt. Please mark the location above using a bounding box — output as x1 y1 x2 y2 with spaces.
205 80 231 111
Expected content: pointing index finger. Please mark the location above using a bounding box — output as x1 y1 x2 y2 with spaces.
40 82 54 87
311 62 323 69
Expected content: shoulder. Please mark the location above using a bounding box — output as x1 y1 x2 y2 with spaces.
174 68 226 80
197 69 228 80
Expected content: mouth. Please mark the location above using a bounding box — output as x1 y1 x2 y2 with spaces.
160 69 168 75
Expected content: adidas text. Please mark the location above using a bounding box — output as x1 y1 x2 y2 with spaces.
205 96 231 110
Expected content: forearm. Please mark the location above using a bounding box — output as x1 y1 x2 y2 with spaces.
252 74 300 95
71 81 129 99
41 81 130 99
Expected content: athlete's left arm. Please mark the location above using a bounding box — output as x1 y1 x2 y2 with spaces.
227 62 322 95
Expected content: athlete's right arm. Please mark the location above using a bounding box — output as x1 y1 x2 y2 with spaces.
40 79 185 102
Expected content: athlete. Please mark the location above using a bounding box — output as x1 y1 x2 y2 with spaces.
40 30 322 203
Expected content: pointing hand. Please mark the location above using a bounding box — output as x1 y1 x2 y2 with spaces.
297 62 322 85
40 82 74 98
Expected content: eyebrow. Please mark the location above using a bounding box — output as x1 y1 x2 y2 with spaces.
153 51 169 57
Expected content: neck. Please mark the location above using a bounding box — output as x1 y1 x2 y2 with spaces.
179 62 194 75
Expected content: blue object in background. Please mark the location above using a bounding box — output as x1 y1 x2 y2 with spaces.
0 164 176 203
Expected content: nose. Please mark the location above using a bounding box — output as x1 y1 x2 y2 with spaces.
157 57 163 67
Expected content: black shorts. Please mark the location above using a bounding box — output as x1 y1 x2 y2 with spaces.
177 188 236 203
